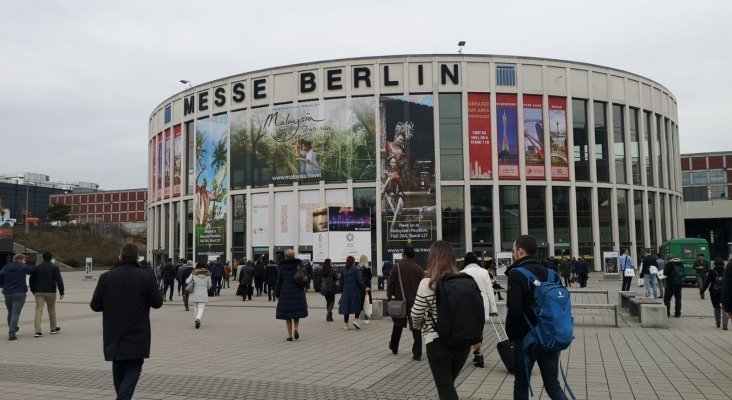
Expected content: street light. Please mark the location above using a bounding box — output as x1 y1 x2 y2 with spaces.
180 80 192 88
458 41 466 54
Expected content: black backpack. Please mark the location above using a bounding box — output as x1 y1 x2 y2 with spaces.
712 271 725 296
671 263 685 286
430 274 485 347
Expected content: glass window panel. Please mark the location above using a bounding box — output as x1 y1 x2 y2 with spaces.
232 194 247 261
617 189 630 247
470 186 493 253
594 102 609 182
526 186 547 243
439 94 463 180
552 187 571 252
656 115 664 188
711 185 727 199
648 194 656 249
575 187 594 259
353 188 377 266
644 112 653 185
634 191 645 251
709 171 726 184
613 104 626 184
499 186 521 248
629 108 641 185
691 172 708 185
659 194 667 243
597 188 612 248
441 186 465 256
681 172 690 186
572 100 590 181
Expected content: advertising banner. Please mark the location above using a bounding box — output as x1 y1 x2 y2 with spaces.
230 97 376 188
164 129 171 199
496 251 513 279
298 190 320 247
194 115 229 260
173 124 182 197
468 93 492 179
603 251 619 274
549 96 569 180
275 191 295 246
327 207 372 263
523 95 545 180
312 207 329 262
380 95 436 266
151 139 157 201
156 133 163 201
496 94 519 179
251 193 270 247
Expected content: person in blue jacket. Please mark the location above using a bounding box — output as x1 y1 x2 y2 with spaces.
1 254 33 341
339 255 365 331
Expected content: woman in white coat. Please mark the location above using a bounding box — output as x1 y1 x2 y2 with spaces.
461 253 498 368
186 263 212 329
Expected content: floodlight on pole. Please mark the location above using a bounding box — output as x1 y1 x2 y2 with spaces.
458 41 466 54
180 80 192 88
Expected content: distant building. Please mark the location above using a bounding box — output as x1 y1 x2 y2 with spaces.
681 152 732 258
50 189 147 233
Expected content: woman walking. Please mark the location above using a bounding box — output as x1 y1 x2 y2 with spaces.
274 249 308 341
318 258 338 321
339 255 365 330
185 263 212 329
411 240 470 400
359 254 372 324
264 259 279 302
461 252 498 368
702 257 728 329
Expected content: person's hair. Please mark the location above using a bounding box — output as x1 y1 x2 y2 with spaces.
284 249 295 259
42 252 52 261
345 255 355 268
463 252 479 267
195 263 207 269
645 249 652 255
698 253 705 257
13 254 26 262
513 235 537 256
403 247 415 258
715 257 724 266
425 240 458 290
323 258 333 275
187 260 193 266
359 254 368 268
119 244 139 262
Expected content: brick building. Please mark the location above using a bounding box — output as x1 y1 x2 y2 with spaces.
50 188 147 224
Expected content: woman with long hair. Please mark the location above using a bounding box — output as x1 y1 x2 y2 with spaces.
185 263 212 329
411 240 469 400
318 258 338 321
359 254 372 324
338 255 365 330
274 249 308 341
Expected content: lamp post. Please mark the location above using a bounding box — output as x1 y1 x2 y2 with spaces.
457 41 466 54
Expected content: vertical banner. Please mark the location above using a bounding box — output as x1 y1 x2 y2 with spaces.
156 133 163 201
251 193 270 247
523 95 545 180
312 207 329 262
194 115 229 260
151 138 157 201
468 93 492 179
299 190 321 247
275 192 295 246
327 207 372 263
164 129 171 199
549 96 569 180
496 94 519 179
173 124 182 197
380 95 436 266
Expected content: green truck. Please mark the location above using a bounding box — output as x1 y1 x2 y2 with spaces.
658 238 711 285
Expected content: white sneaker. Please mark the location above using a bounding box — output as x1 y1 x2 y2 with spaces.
363 320 370 324
352 320 361 330
344 324 349 331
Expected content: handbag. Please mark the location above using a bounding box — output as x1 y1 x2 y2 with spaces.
387 263 408 319
649 265 659 275
293 264 309 288
185 278 195 293
624 268 635 277
363 292 372 317
637 277 644 287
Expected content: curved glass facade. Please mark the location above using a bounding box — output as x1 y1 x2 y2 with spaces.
147 55 682 270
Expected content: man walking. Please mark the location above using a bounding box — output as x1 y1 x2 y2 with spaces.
29 252 65 337
694 253 710 299
506 235 567 400
386 247 424 361
0 254 32 341
90 244 163 400
211 257 224 296
663 257 685 318
179 261 194 311
619 249 635 291
161 258 175 301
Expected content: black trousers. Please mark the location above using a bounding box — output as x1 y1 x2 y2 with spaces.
390 324 422 358
324 294 335 314
621 276 633 292
664 284 682 316
112 359 144 400
182 290 190 310
426 339 471 400
163 280 174 300
255 278 264 296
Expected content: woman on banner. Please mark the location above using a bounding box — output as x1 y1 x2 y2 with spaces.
381 156 405 223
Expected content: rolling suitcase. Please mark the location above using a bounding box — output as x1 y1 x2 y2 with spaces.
490 315 515 374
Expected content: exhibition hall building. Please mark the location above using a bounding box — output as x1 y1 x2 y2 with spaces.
147 55 682 270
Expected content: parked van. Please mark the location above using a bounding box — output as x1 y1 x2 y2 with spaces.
658 238 711 285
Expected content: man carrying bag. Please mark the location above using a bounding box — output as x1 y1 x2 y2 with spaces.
386 247 425 361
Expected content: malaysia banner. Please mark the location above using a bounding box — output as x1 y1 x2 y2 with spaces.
156 133 163 201
468 93 492 179
173 125 182 197
523 95 545 180
164 129 171 199
496 94 519 179
549 96 569 180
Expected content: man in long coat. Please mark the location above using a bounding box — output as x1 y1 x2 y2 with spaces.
90 244 163 400
386 247 425 360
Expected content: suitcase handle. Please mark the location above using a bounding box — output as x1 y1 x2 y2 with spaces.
489 315 508 341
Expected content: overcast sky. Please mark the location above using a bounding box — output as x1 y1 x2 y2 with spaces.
2 0 730 190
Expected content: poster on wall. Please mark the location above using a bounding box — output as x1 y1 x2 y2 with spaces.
151 139 157 201
230 97 376 188
523 95 545 180
298 190 320 247
603 251 619 278
468 93 492 179
194 115 229 260
327 207 371 264
164 129 171 199
275 191 295 246
156 133 163 201
312 207 329 262
379 95 436 266
496 251 513 279
549 96 569 180
496 94 519 179
251 193 270 247
173 125 182 197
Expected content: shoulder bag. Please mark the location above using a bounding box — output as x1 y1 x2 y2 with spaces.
293 264 309 288
185 276 195 293
623 257 635 277
387 263 407 319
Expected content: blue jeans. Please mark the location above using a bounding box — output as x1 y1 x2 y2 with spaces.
513 341 568 400
4 293 26 338
644 275 659 298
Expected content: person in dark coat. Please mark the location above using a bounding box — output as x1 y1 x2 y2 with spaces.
574 257 589 288
237 261 255 301
722 258 732 322
559 257 572 287
339 255 365 330
318 258 339 321
386 247 424 359
1 253 32 341
253 259 265 296
702 257 728 329
274 249 308 341
90 244 163 400
211 258 225 296
29 251 65 337
161 258 176 301
264 260 278 301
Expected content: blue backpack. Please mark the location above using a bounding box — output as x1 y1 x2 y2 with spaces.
515 266 575 399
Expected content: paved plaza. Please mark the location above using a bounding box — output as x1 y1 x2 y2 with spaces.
2 270 732 399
